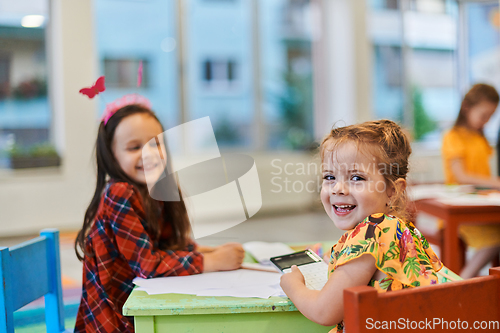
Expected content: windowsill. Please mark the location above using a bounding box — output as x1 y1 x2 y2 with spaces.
0 165 64 183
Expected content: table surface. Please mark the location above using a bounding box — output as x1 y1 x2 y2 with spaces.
123 290 298 317
416 199 500 221
123 244 336 332
415 198 500 273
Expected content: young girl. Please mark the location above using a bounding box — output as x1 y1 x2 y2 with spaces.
74 95 245 333
442 83 500 279
280 120 443 332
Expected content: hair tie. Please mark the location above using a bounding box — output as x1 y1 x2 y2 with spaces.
102 94 152 125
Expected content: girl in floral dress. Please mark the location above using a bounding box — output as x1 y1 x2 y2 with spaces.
280 120 444 332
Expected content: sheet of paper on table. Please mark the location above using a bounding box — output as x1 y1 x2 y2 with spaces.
242 241 295 266
437 193 500 206
133 269 286 298
409 184 500 206
408 184 475 201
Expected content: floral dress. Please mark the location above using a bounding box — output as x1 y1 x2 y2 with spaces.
328 213 443 333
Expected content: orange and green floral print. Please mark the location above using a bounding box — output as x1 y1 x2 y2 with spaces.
327 214 444 333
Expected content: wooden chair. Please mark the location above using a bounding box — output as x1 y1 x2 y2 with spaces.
343 267 500 332
0 229 67 333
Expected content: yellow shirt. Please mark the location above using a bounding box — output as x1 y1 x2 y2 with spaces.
441 127 493 184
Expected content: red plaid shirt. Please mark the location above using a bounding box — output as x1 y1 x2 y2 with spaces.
75 180 203 333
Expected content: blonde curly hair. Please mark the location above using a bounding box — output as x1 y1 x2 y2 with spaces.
320 119 413 221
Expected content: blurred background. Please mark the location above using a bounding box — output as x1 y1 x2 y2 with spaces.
0 0 500 236
1 0 500 329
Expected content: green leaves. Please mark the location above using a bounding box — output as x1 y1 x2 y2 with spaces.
384 267 398 274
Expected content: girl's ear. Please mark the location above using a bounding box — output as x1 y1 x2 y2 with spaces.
387 178 407 201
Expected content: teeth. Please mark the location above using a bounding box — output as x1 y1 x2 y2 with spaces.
336 205 354 208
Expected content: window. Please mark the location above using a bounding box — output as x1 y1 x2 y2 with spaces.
263 0 314 150
202 58 239 89
410 0 446 14
369 1 459 144
465 1 500 141
0 54 10 99
0 0 55 169
385 0 398 10
104 58 149 88
369 0 399 10
95 0 315 150
378 45 402 87
95 0 178 129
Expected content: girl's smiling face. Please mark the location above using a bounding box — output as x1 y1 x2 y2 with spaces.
320 142 393 230
112 113 166 184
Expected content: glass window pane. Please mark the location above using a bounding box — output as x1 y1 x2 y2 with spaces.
369 0 460 144
95 0 178 129
373 45 403 121
95 0 315 150
0 0 57 169
466 1 500 142
104 58 149 89
261 0 314 150
187 0 251 147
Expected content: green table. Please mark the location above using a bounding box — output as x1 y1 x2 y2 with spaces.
123 245 335 333
123 290 332 333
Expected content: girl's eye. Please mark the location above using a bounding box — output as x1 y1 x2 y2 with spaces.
351 175 365 181
127 146 140 151
323 175 335 181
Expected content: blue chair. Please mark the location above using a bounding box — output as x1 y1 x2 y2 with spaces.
0 229 66 333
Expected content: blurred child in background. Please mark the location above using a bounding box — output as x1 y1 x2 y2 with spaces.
442 83 500 279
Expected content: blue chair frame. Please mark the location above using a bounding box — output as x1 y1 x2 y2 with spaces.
0 229 65 333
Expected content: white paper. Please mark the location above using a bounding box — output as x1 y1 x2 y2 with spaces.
133 269 284 298
240 262 281 272
437 193 500 206
408 184 475 201
243 241 294 265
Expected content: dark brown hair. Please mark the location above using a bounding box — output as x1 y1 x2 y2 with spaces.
454 83 499 132
75 104 191 261
320 119 412 221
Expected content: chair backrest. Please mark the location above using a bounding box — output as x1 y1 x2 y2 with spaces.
0 229 65 333
344 267 500 332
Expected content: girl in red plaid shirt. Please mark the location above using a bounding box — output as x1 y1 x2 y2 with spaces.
74 99 244 332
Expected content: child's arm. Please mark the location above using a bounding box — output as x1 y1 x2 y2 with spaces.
450 159 500 188
106 183 244 276
280 254 377 326
105 183 203 277
197 245 216 253
203 242 245 272
196 243 246 271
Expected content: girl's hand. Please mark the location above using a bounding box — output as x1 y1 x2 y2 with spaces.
197 245 216 253
280 265 305 293
203 242 245 272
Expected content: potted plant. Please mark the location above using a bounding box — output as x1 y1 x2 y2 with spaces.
9 143 61 169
